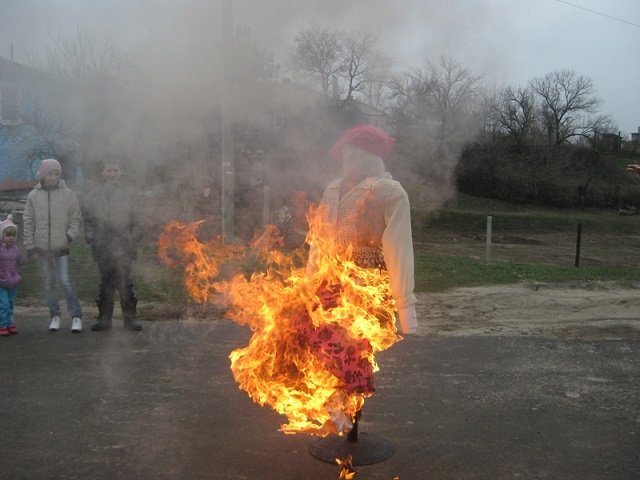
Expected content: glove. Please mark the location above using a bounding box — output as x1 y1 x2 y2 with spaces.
397 304 418 334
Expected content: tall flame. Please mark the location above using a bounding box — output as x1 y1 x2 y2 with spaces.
158 205 401 435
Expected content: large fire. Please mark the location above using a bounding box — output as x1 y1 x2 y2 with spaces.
158 205 401 436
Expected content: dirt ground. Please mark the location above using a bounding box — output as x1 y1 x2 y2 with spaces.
413 228 640 341
415 282 640 340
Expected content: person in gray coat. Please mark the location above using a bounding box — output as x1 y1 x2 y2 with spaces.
23 159 84 333
82 159 143 332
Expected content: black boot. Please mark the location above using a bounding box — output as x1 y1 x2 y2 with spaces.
124 319 142 331
91 320 112 331
91 300 112 331
123 300 142 331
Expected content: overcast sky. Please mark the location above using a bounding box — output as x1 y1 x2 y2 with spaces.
1 0 638 136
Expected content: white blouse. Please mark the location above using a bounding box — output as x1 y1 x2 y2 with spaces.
318 173 417 312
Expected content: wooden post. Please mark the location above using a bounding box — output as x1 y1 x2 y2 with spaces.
485 216 492 263
574 223 582 267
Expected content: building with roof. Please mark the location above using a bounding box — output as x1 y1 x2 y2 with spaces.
0 56 82 192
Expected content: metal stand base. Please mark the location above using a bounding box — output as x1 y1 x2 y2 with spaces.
308 432 395 466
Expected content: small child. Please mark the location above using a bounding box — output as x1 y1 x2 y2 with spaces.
0 215 26 336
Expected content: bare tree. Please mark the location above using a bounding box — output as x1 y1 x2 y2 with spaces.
28 28 131 85
389 68 430 132
488 85 539 148
389 56 482 208
218 25 281 127
339 32 391 106
360 61 393 111
391 56 482 142
0 93 80 176
529 70 602 145
21 29 137 175
289 25 390 108
14 98 80 162
0 36 103 179
228 26 280 87
424 57 482 141
289 24 343 101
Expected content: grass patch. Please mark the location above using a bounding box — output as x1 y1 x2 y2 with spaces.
413 193 640 235
17 240 188 306
19 246 637 305
415 254 639 293
416 209 640 235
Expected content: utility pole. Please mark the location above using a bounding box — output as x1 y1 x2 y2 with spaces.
220 0 235 241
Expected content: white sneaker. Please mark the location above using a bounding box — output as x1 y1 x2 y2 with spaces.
49 316 61 331
71 317 83 333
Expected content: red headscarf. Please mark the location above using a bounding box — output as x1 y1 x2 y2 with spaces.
329 124 396 161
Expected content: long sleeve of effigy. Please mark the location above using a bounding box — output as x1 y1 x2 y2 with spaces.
381 181 417 312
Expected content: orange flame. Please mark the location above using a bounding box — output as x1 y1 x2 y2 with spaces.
158 205 401 436
337 455 357 479
157 220 250 303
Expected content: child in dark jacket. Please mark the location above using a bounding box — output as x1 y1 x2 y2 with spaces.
82 159 144 332
0 215 27 336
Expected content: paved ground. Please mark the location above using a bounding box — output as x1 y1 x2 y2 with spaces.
1 311 639 480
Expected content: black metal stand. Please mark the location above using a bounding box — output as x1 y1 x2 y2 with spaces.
308 410 395 466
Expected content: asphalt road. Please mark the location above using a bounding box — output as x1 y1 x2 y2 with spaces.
1 312 638 480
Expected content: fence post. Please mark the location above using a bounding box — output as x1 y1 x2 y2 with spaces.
485 216 493 263
574 223 582 267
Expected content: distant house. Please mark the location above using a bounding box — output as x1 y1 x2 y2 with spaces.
597 132 622 153
0 56 82 192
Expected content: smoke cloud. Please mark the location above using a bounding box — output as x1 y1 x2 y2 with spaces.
3 0 635 230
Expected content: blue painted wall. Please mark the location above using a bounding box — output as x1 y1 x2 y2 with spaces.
0 57 81 187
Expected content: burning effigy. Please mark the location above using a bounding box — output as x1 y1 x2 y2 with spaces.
158 204 400 436
158 124 418 438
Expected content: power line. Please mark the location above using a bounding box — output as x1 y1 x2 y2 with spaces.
554 0 640 28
